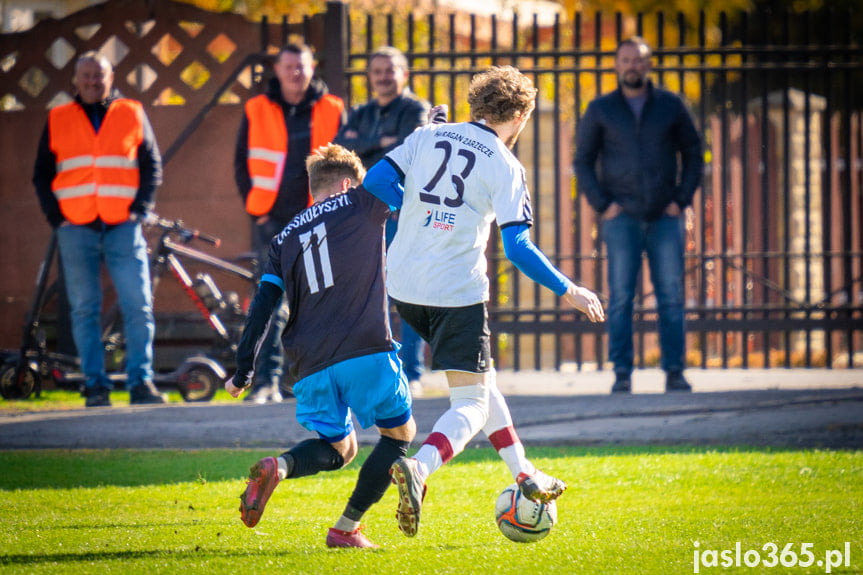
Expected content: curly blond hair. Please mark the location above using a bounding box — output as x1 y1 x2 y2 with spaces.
468 65 537 125
306 144 366 195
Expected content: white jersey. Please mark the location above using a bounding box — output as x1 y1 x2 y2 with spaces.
385 121 533 307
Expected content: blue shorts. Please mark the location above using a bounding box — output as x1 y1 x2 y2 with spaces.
293 349 413 442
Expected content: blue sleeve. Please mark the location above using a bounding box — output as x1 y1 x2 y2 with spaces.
362 157 404 210
260 273 284 290
500 224 572 296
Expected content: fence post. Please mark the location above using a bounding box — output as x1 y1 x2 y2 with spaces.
323 1 348 100
255 15 268 93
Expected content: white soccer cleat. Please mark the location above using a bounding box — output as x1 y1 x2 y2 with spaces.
516 469 567 504
389 457 427 537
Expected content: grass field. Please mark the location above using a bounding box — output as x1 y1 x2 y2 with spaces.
0 388 236 413
0 447 860 574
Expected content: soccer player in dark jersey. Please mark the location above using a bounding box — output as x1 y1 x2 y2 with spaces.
226 144 416 549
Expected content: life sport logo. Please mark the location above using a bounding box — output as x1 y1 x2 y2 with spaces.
423 209 457 232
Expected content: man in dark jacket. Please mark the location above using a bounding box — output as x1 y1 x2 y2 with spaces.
234 43 344 403
334 46 429 167
334 46 430 396
574 37 703 394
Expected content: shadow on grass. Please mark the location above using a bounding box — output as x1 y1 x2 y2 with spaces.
0 449 270 491
0 445 842 491
0 546 397 566
450 443 842 464
33 519 215 531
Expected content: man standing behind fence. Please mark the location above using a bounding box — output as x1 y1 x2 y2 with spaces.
334 46 429 167
334 46 430 397
32 51 166 408
574 37 703 394
234 42 344 403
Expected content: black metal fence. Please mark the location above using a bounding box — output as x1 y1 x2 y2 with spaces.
331 4 863 371
3 0 861 372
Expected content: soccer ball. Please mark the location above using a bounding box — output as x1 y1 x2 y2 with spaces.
494 483 557 543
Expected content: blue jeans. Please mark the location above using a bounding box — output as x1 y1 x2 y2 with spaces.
602 213 685 376
252 217 288 390
385 214 425 382
57 221 154 390
399 318 425 382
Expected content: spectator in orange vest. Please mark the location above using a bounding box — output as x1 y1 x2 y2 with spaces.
32 51 166 408
234 43 345 404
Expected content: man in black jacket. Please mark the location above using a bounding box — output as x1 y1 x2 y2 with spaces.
334 46 430 396
574 37 703 394
334 46 429 167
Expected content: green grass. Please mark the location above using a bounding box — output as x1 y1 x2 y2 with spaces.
0 447 860 574
0 388 238 413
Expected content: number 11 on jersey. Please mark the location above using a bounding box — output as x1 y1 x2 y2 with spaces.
299 222 334 294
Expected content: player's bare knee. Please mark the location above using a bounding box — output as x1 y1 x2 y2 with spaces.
446 369 490 389
330 433 358 466
380 416 416 442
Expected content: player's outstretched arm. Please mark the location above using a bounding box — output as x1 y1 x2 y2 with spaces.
562 283 605 323
224 278 284 398
501 224 605 323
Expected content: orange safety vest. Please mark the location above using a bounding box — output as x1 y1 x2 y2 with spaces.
244 93 344 216
49 99 143 225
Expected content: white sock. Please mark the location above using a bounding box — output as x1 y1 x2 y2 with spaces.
276 455 289 480
411 446 437 482
413 382 489 478
333 516 360 532
497 444 535 479
483 370 535 479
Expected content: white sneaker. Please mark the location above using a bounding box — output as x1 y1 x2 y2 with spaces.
244 387 271 405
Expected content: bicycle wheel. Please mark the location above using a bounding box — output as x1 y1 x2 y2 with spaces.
177 365 218 403
0 361 38 400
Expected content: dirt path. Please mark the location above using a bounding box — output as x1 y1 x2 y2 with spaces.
2 387 861 450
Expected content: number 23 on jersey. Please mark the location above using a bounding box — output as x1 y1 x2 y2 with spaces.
419 140 476 208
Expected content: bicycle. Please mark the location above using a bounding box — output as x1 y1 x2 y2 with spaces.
0 215 257 403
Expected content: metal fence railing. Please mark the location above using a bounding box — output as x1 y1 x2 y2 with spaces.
333 5 863 370
3 1 861 371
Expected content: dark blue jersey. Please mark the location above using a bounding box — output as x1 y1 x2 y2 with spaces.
263 186 394 381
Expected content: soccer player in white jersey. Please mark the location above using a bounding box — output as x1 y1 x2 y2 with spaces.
362 65 606 537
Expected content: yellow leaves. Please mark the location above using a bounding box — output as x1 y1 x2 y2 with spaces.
174 0 327 20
